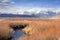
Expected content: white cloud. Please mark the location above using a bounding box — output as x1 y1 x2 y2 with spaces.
0 0 60 14
1 0 10 2
0 0 15 7
0 6 26 14
0 4 60 14
27 8 41 13
0 0 15 13
11 1 15 4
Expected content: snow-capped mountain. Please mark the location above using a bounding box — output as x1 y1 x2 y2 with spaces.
0 10 57 18
36 11 56 18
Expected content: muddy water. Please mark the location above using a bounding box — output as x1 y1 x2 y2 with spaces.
11 30 24 40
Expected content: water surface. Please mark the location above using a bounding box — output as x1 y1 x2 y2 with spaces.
12 30 24 40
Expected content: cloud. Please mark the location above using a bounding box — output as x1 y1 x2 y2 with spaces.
0 0 11 5
1 0 10 2
0 6 26 14
0 0 15 3
0 0 15 8
0 3 60 15
0 0 15 13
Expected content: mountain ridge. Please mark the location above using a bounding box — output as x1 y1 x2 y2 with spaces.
0 11 57 18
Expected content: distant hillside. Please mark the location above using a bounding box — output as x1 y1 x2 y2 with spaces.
0 14 37 18
51 14 60 19
0 11 57 18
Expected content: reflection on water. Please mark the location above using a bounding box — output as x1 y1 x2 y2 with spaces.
11 30 24 40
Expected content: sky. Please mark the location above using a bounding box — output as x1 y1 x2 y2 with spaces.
0 0 60 13
13 0 60 8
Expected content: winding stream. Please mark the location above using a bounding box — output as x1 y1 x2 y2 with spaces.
11 30 24 40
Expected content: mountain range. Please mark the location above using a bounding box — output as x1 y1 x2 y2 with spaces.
0 11 57 18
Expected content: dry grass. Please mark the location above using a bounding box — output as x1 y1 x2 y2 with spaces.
0 18 60 40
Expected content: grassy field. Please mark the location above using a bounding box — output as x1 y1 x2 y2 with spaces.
0 18 60 40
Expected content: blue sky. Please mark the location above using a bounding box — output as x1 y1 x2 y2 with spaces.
12 0 60 8
0 0 60 13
